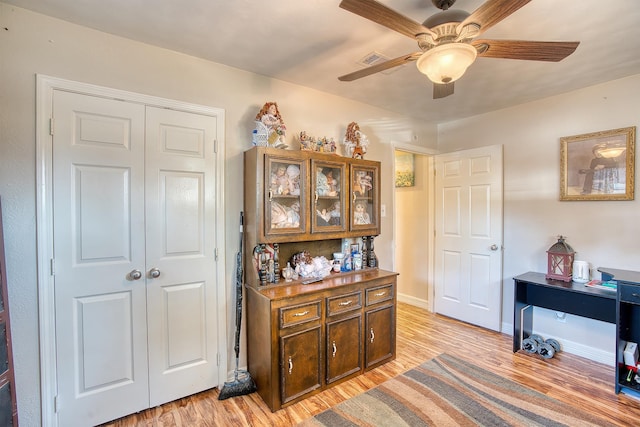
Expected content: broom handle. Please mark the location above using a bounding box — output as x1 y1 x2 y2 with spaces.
234 212 244 359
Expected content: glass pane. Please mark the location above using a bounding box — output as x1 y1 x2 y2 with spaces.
315 165 342 228
0 381 11 427
353 168 374 225
267 159 303 232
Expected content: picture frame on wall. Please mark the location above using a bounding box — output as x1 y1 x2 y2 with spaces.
560 126 636 201
395 151 415 188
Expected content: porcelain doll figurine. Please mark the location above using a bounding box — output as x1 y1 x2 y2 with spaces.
316 167 338 196
353 201 371 225
270 164 289 195
285 164 300 195
343 121 369 159
256 102 287 148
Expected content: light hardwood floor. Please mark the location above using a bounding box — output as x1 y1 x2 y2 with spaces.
102 302 640 426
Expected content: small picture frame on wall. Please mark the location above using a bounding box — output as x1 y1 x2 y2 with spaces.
395 151 415 187
560 126 636 201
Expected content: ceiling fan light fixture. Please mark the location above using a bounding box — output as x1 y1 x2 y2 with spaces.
594 142 626 159
416 43 477 84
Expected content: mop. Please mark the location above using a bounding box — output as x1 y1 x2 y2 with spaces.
218 212 257 400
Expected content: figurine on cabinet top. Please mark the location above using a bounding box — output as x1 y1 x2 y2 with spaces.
343 122 369 159
254 102 287 149
299 131 337 153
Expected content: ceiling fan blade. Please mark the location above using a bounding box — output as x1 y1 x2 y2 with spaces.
472 40 580 62
338 52 422 81
339 0 436 39
458 0 531 37
433 82 454 99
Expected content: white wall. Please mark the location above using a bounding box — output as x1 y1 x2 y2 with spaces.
438 73 640 364
0 4 437 424
395 152 431 308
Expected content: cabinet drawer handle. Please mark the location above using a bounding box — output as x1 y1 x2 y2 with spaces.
632 293 640 298
293 310 310 317
338 300 353 306
288 356 293 374
332 341 337 358
374 291 386 297
370 328 375 343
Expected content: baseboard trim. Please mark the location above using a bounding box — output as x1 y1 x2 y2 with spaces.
397 293 429 310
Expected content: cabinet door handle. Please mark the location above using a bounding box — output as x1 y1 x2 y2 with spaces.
370 328 375 343
293 310 309 317
353 192 357 203
374 291 386 297
315 192 318 203
338 300 352 306
288 356 293 374
269 190 273 201
332 341 337 358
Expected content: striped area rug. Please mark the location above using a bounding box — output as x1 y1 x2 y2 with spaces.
299 353 614 427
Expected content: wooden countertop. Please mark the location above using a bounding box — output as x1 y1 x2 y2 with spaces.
246 268 398 300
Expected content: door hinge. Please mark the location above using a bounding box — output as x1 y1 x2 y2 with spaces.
213 139 218 154
215 248 219 261
50 258 55 276
217 352 220 366
54 395 59 413
49 118 54 136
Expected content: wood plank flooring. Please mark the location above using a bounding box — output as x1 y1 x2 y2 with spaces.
102 303 640 426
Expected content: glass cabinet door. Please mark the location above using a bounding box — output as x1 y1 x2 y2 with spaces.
265 155 307 236
350 163 380 234
311 160 346 233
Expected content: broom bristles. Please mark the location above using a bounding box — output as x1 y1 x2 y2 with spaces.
218 370 257 400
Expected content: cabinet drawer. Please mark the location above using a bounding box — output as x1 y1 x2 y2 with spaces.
327 291 362 316
280 301 321 328
365 284 394 306
620 285 640 304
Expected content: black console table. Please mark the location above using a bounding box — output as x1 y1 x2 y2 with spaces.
513 272 616 352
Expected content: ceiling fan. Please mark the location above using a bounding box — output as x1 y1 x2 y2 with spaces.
338 0 580 99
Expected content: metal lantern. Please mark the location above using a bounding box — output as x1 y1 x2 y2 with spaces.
545 236 575 282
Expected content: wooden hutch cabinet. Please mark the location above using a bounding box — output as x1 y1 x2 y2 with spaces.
243 147 396 411
244 147 380 244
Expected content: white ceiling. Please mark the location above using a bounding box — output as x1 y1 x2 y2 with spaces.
7 0 640 123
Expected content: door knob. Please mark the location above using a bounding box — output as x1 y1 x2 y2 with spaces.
149 268 161 278
128 269 142 280
490 244 499 251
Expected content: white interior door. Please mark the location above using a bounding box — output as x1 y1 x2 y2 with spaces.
52 91 220 426
434 145 503 331
52 91 149 426
145 106 219 406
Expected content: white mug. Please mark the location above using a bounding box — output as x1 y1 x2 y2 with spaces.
572 260 590 283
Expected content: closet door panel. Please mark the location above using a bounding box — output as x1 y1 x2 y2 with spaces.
52 90 149 427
